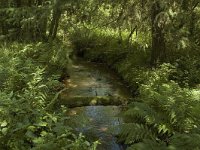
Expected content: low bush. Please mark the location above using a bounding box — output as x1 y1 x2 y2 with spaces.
172 56 200 87
0 42 97 149
118 64 200 149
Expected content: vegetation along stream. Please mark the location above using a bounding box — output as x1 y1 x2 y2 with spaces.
1 0 200 149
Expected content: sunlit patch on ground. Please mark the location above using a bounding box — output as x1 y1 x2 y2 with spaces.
98 127 108 132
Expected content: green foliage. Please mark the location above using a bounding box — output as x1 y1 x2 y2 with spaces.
118 64 200 149
0 1 51 41
66 0 200 149
0 42 96 149
1 0 200 149
69 16 200 148
172 56 200 86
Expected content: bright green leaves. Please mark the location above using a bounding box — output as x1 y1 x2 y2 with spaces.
1 120 8 127
0 120 8 136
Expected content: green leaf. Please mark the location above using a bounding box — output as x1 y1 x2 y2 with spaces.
37 121 48 127
33 137 44 144
1 120 8 127
27 125 36 132
84 141 90 146
40 131 48 137
2 128 8 135
25 130 36 139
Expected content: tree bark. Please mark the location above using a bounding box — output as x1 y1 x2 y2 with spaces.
15 0 21 7
48 5 62 40
150 1 166 65
1 0 8 36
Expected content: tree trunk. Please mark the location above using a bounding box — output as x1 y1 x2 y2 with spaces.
34 0 48 41
118 26 123 44
1 0 8 36
48 6 62 40
150 1 166 65
2 23 8 35
127 26 137 44
189 12 195 37
15 0 21 7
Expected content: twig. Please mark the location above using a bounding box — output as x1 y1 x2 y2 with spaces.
45 88 67 111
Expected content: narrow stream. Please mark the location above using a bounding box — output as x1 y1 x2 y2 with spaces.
63 58 131 150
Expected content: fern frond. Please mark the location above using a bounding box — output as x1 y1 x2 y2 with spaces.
118 123 156 144
124 102 158 124
127 139 167 150
169 133 200 149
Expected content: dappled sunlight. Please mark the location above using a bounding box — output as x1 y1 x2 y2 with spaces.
68 110 77 116
68 83 78 88
1 0 200 149
62 60 131 99
98 127 108 132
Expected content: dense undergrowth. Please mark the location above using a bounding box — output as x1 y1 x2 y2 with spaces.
70 28 200 149
1 0 200 149
0 41 97 150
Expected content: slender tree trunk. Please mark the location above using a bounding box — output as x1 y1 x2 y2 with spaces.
150 1 166 65
181 0 189 11
127 26 137 44
14 0 22 40
37 0 43 6
48 6 62 40
27 0 33 7
118 26 123 44
1 23 8 35
15 0 21 7
1 0 8 36
189 12 195 36
35 0 48 40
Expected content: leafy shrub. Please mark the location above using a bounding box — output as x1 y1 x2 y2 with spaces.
118 64 200 149
172 56 200 87
0 42 97 149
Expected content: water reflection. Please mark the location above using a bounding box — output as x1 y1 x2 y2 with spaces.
68 106 124 150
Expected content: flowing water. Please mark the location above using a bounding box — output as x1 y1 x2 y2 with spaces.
63 58 131 150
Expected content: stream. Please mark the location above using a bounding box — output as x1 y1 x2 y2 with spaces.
62 58 132 150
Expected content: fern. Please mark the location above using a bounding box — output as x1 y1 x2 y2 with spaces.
169 133 200 149
124 102 161 124
0 42 97 150
118 123 156 144
118 64 200 149
127 139 167 150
